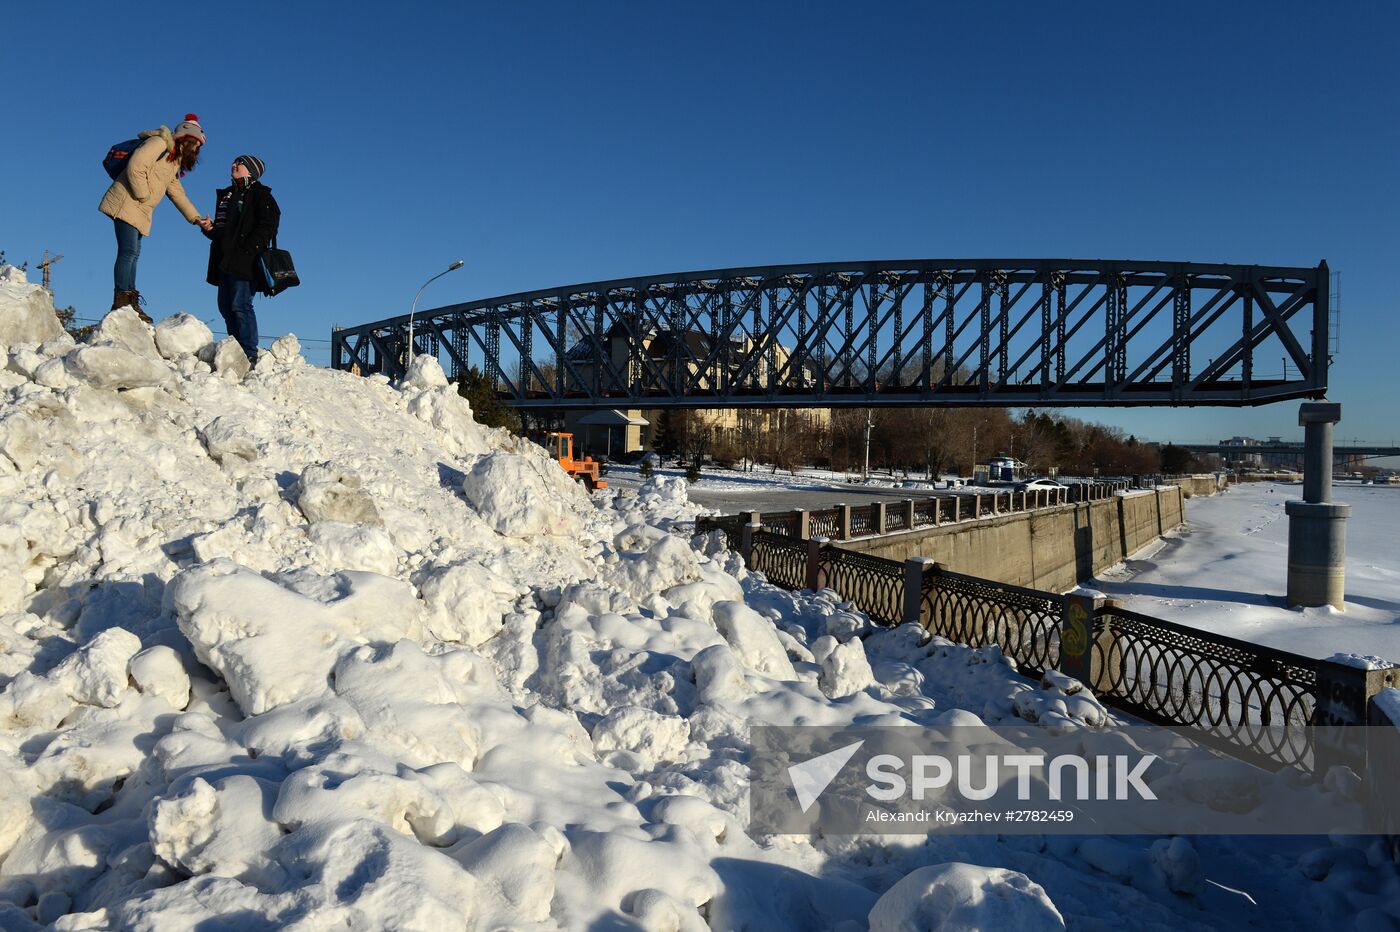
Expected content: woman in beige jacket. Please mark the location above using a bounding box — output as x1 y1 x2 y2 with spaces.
98 114 209 319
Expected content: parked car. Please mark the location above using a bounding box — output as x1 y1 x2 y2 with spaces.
1018 478 1065 491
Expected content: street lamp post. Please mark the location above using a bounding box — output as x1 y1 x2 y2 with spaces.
406 260 465 375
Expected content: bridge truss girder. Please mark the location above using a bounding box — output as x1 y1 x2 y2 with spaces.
331 259 1329 409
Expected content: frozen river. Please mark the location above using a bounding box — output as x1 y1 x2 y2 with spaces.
1093 480 1400 662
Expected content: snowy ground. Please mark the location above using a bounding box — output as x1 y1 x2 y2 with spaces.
3 264 1399 930
604 463 1028 514
1094 481 1400 663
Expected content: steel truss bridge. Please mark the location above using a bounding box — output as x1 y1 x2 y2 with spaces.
331 259 1331 409
1183 443 1399 460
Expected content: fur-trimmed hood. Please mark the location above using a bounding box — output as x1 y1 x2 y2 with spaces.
137 125 176 153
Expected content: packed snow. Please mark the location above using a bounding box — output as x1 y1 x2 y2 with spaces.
2 264 1398 930
1094 480 1400 662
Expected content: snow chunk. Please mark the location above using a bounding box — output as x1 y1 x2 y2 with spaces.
198 414 260 465
64 343 170 390
92 307 160 359
460 450 582 538
212 336 250 379
0 412 40 472
50 627 141 707
266 333 302 365
1150 837 1203 896
713 601 797 680
591 705 692 766
309 521 399 575
150 774 284 885
868 863 1064 932
154 312 215 360
0 672 74 729
405 387 491 458
450 823 560 922
418 559 522 646
167 560 420 715
271 819 488 927
129 645 191 709
292 462 382 525
403 353 449 389
692 644 752 704
0 266 65 345
819 637 875 698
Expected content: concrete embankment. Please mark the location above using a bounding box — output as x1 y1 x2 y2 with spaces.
840 486 1187 591
1162 473 1229 497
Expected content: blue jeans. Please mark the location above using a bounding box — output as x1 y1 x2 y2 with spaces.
113 219 142 291
217 275 259 361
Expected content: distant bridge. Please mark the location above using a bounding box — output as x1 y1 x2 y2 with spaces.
332 259 1332 409
1182 442 1399 460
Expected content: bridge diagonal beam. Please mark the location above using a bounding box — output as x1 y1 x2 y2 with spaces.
1189 283 1313 391
336 259 1329 408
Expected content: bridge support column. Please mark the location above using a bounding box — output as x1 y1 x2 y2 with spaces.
1286 402 1350 609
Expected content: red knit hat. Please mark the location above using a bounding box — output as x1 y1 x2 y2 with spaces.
172 113 206 144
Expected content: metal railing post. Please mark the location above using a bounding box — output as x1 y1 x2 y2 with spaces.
806 536 827 590
740 519 761 569
1059 591 1104 685
902 557 937 627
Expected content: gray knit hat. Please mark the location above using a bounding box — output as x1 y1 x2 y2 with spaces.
234 155 265 180
172 113 206 144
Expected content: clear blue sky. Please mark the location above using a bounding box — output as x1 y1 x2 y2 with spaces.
3 1 1397 455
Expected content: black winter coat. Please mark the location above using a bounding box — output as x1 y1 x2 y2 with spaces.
204 182 281 287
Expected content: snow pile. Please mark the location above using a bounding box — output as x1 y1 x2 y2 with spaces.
0 275 1384 929
0 264 65 346
868 862 1064 931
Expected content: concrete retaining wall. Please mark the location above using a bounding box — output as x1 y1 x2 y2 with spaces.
1163 474 1227 498
840 486 1185 591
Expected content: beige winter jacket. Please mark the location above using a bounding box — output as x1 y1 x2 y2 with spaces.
98 126 202 236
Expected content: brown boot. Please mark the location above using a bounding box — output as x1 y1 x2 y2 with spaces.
130 292 152 325
111 290 152 324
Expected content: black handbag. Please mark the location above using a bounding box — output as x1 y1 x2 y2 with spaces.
258 237 300 296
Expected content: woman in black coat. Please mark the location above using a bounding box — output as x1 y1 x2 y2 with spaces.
201 155 280 362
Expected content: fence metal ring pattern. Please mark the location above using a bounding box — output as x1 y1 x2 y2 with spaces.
1093 608 1317 769
750 531 809 592
819 546 905 626
920 571 1064 678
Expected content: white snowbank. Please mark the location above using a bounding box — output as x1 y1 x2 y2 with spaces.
0 269 1377 929
868 862 1065 931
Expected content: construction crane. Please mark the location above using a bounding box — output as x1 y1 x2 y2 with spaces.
36 251 63 293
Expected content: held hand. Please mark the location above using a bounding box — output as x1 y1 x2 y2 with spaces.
198 217 214 232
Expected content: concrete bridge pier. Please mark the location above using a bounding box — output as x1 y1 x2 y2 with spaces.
1286 402 1350 609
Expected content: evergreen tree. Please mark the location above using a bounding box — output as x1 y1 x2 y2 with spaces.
455 367 521 433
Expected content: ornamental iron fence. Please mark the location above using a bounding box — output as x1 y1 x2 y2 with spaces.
716 517 1396 773
919 567 1064 680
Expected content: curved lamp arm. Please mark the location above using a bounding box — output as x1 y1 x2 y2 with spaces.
406 259 465 375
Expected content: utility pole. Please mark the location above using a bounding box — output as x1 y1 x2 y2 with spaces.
862 409 873 478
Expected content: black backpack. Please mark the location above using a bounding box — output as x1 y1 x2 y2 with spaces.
103 137 142 180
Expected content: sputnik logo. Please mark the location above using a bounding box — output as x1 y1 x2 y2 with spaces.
788 740 864 812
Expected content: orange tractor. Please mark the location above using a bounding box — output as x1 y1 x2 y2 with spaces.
542 432 608 492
